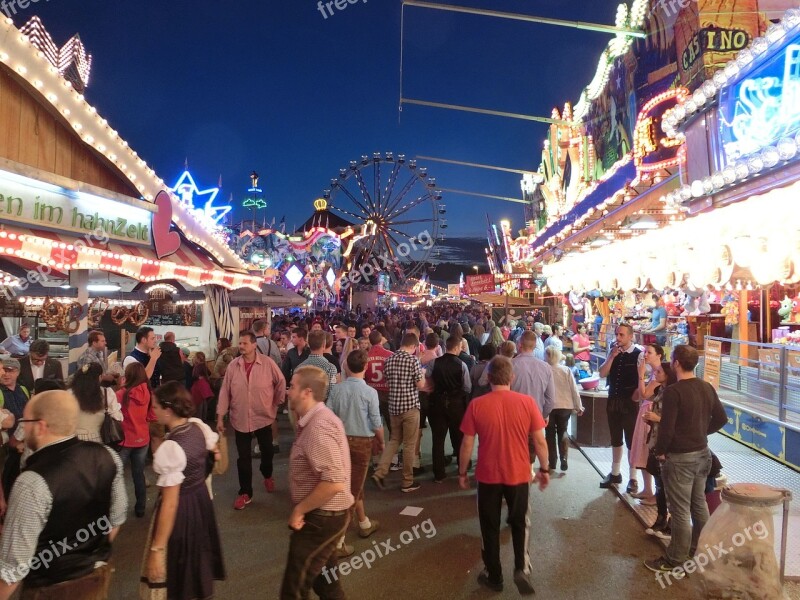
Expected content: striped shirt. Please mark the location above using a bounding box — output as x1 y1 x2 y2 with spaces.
289 403 354 511
384 350 424 415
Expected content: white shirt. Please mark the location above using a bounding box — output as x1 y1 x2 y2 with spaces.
31 363 44 382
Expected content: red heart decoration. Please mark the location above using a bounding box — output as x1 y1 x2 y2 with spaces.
152 190 181 259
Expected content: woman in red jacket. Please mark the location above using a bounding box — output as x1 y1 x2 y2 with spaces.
117 361 152 518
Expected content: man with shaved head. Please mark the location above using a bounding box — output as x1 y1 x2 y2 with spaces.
0 391 127 599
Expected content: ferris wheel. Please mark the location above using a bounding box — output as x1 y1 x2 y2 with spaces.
323 153 445 284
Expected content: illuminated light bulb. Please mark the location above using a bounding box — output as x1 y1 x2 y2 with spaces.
711 172 725 189
674 105 686 121
724 61 740 79
691 180 705 197
766 23 786 42
736 48 754 68
735 161 750 180
679 185 692 201
702 177 714 194
777 137 797 161
712 70 727 87
702 80 717 99
751 37 769 56
746 155 764 174
761 146 780 169
692 89 706 106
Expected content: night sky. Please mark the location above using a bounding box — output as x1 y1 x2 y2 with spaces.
13 0 621 263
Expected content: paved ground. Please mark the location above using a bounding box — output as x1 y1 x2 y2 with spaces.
105 416 720 600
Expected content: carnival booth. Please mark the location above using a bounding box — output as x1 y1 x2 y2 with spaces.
0 16 263 371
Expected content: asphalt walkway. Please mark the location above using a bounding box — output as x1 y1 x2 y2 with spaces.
106 416 732 600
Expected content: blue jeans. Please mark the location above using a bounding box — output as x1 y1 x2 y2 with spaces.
661 448 712 565
118 445 148 515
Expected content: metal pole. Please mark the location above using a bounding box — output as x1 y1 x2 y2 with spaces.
780 493 791 583
402 0 646 38
416 155 537 175
778 346 788 423
401 97 575 125
437 187 530 204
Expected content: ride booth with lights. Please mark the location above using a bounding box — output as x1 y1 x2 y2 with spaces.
0 16 264 371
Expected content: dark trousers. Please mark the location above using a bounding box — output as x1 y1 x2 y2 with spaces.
545 409 571 468
477 482 531 585
428 395 466 480
234 425 274 497
280 511 349 600
655 473 668 519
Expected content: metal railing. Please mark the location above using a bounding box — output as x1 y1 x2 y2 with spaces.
698 336 800 429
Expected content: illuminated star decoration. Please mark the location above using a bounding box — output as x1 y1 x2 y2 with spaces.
170 169 232 226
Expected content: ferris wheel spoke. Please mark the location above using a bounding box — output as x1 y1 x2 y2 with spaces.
382 164 401 213
386 194 432 220
328 203 365 223
353 169 376 215
374 160 381 209
334 184 372 219
380 230 399 261
381 175 419 219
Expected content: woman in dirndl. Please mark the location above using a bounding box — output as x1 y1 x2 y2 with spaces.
141 382 225 600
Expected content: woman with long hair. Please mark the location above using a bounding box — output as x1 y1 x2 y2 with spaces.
544 347 584 470
72 362 123 443
118 362 152 518
630 344 666 504
489 325 504 348
142 382 225 600
473 324 487 347
643 361 677 538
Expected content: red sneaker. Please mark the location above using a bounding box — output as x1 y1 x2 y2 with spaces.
264 477 275 493
233 494 252 510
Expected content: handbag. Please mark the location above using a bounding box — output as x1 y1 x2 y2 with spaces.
101 404 124 445
212 435 229 476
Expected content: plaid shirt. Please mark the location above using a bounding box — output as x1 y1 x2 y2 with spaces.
298 354 338 400
384 350 423 415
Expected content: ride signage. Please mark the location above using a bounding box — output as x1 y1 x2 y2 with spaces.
718 27 800 166
0 167 154 244
465 274 496 295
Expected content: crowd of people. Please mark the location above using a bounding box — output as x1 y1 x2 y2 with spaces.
0 303 728 598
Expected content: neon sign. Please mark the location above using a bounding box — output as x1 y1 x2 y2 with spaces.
719 31 800 165
170 170 232 225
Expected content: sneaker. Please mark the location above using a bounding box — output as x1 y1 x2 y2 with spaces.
599 473 623 488
644 556 683 578
233 494 252 510
638 495 657 506
413 466 426 476
560 458 568 471
371 474 385 491
626 479 639 495
358 519 380 538
334 544 354 559
477 569 503 592
264 477 275 493
513 569 536 595
401 481 421 493
390 458 402 472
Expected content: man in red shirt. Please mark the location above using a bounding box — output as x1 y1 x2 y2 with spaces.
365 330 393 434
459 356 549 595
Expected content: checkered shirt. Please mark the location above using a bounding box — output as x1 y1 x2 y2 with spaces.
384 350 423 415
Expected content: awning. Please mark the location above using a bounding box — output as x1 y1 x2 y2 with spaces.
0 226 263 291
230 283 306 308
470 293 531 307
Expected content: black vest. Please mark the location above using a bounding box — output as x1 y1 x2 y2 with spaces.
431 354 466 401
607 347 641 414
23 437 116 587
